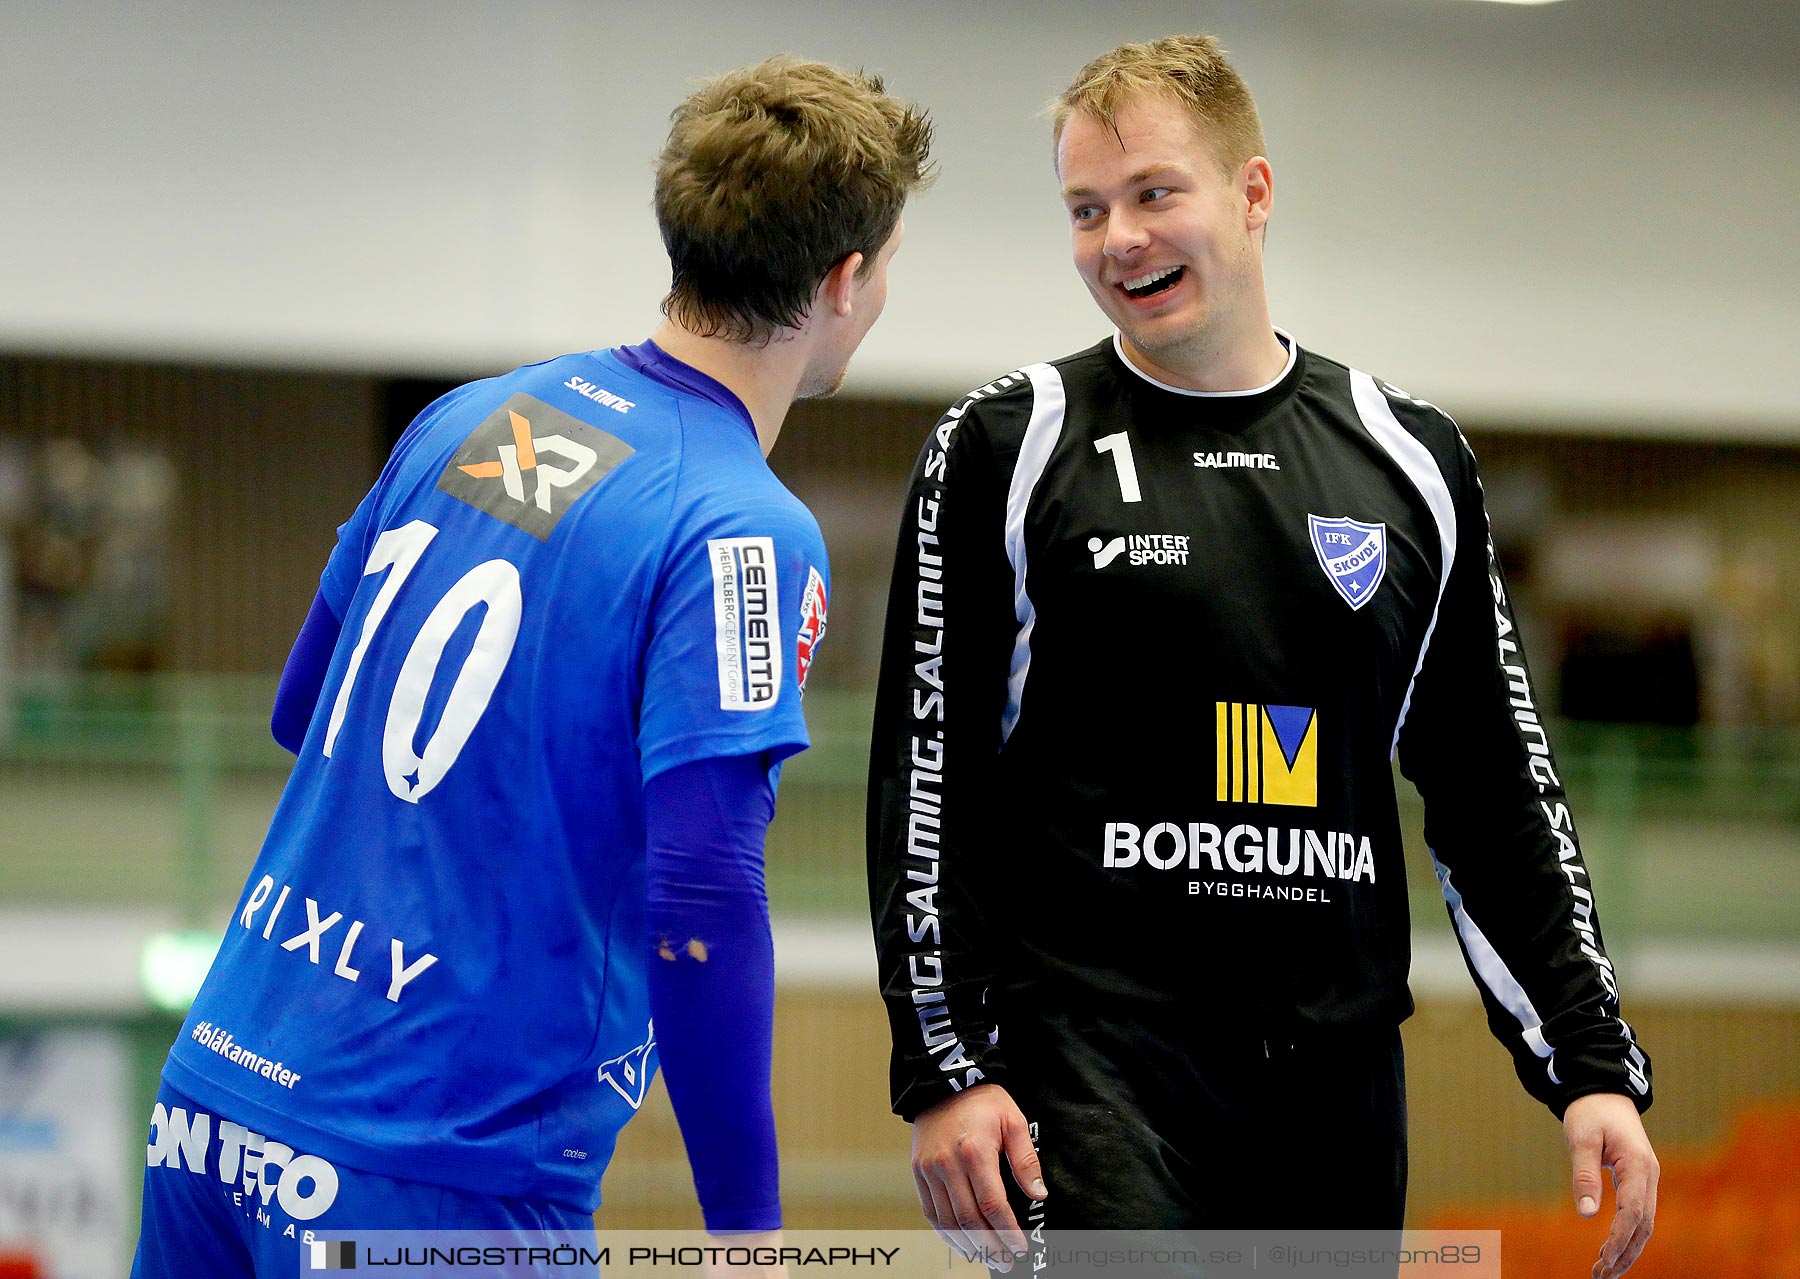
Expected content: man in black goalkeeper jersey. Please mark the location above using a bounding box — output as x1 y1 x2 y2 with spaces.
867 32 1658 1279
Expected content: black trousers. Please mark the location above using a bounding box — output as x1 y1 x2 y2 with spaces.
1000 1009 1408 1233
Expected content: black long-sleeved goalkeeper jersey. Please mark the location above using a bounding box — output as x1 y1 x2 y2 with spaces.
868 333 1652 1124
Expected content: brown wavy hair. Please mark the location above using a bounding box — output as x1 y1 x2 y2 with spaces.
656 56 935 345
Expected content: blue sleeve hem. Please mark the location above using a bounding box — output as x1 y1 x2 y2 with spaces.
271 591 343 754
640 729 808 786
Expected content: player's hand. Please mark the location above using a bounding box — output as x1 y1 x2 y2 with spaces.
1563 1092 1658 1279
911 1083 1046 1272
702 1229 788 1279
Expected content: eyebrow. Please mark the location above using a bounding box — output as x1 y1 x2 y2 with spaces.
1061 165 1185 201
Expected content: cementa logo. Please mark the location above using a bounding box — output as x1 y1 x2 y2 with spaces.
1216 702 1318 807
437 393 633 540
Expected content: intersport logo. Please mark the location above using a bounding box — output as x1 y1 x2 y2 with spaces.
1087 532 1191 569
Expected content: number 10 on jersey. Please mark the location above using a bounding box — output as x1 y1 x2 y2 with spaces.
321 520 522 803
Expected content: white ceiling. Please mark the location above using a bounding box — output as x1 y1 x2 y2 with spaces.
2 0 1795 437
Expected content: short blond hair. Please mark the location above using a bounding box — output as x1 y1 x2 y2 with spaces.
656 55 935 345
1052 34 1266 175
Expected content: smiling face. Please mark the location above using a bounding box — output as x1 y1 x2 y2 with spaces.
1057 92 1274 385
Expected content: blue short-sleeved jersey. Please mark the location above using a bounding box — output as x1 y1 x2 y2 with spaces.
163 346 829 1211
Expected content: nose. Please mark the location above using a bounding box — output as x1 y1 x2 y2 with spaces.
1103 205 1149 261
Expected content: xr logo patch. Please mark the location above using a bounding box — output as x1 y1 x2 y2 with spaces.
437 393 633 540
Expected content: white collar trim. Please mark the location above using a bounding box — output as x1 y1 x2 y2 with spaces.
1111 328 1298 398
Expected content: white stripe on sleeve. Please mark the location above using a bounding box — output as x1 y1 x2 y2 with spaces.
1349 370 1458 755
1001 363 1068 743
1434 855 1558 1083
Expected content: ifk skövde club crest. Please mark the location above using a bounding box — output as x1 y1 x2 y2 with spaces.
1307 514 1387 611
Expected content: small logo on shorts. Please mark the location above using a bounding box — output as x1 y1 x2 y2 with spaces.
148 1100 341 1221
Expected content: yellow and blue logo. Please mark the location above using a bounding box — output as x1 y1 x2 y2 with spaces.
1215 703 1318 807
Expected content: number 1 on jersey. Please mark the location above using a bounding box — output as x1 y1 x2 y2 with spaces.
324 521 437 760
1094 432 1143 503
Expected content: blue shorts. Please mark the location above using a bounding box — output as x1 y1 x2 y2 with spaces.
132 1080 596 1278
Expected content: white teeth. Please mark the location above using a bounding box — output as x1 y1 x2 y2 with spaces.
1121 266 1180 292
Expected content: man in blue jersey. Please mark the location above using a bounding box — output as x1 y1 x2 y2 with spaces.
133 55 932 1277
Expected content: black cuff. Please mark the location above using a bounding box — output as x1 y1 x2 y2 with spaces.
894 1062 1009 1123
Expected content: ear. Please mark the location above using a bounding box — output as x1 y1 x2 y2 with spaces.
1241 156 1274 233
819 251 866 319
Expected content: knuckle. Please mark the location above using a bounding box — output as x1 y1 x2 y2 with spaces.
977 1195 1009 1216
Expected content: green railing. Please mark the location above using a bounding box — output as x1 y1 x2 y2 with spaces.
3 674 1796 943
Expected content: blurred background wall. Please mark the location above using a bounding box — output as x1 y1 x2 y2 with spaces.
1 2 1796 1276
4 0 1797 433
